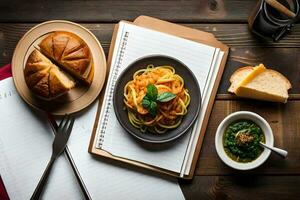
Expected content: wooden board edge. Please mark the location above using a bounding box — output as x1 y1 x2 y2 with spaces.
90 147 183 178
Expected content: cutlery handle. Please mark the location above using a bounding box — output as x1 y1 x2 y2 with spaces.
64 147 92 200
269 146 288 158
260 142 288 158
30 158 55 200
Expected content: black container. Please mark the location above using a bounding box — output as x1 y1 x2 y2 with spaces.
248 0 299 41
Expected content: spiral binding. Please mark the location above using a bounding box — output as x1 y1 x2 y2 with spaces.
97 31 129 148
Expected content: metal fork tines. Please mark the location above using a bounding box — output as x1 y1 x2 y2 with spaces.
31 114 75 200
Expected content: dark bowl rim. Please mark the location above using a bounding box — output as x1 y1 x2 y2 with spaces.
113 54 201 144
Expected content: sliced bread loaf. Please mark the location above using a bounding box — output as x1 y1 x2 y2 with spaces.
228 64 291 103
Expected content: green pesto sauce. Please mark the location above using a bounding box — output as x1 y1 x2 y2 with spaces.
223 120 265 163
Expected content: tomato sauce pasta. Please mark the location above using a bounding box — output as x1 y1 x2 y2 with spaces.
123 64 190 134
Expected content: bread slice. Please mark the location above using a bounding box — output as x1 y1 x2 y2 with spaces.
228 64 291 103
24 49 75 99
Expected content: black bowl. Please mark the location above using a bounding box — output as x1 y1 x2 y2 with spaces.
113 55 201 143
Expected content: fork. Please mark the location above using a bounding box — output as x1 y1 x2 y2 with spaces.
30 114 75 200
47 114 92 200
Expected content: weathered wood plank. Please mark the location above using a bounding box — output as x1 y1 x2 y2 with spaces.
1 23 299 95
194 100 300 176
2 23 300 60
180 175 300 200
0 0 256 23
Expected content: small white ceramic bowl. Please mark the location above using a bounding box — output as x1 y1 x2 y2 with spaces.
215 111 274 170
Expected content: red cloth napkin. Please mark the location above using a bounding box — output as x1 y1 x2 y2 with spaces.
0 64 12 200
0 64 12 81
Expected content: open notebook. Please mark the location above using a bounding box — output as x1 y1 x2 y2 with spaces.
0 77 184 200
89 18 228 179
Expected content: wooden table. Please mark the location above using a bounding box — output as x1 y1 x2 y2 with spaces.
1 0 299 199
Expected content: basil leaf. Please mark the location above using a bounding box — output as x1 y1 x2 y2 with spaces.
157 92 176 102
142 96 151 108
149 101 157 117
146 84 158 101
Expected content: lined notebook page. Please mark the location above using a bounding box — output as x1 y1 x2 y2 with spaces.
95 22 220 173
0 78 83 200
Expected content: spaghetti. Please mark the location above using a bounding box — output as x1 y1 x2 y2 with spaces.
123 64 190 134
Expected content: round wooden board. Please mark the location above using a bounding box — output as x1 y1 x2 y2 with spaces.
12 20 106 115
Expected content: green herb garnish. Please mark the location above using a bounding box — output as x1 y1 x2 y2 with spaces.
141 84 176 117
157 92 176 102
149 101 158 117
141 96 151 108
146 84 158 100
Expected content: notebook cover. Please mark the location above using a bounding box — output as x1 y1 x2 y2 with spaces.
88 16 229 179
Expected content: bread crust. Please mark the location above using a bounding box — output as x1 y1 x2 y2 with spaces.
229 66 253 83
266 69 292 89
228 66 253 93
39 31 93 85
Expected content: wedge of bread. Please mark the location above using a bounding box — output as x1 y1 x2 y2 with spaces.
24 49 76 99
228 64 291 103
